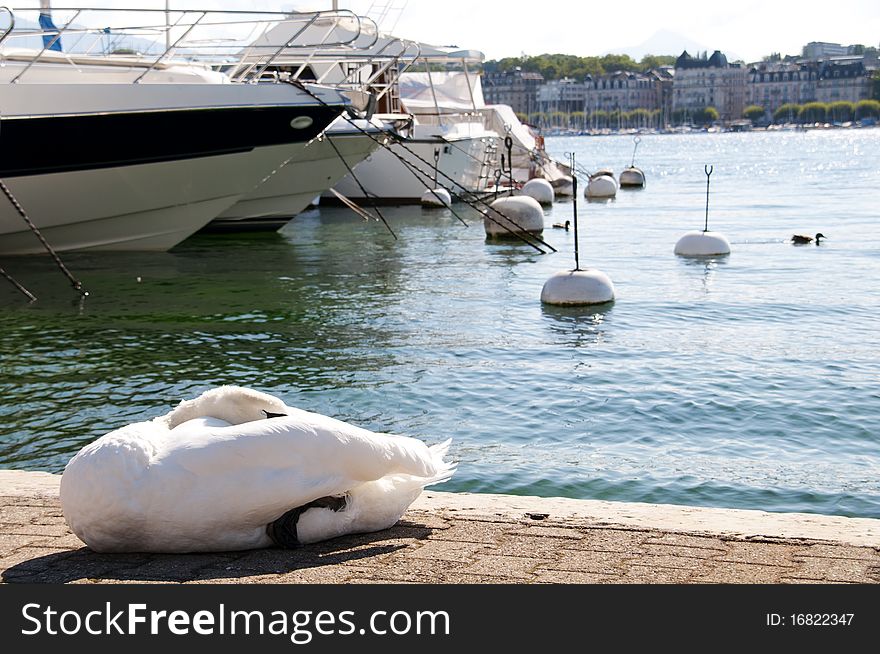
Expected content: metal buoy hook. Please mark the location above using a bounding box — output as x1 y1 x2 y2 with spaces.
569 152 581 271
631 136 641 167
704 165 714 232
504 136 514 193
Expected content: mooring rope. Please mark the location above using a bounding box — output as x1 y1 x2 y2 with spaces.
0 265 37 301
325 134 398 240
0 179 88 297
0 108 87 297
346 129 472 228
323 121 469 229
286 80 556 254
383 134 558 252
570 161 596 180
374 128 554 252
433 123 567 196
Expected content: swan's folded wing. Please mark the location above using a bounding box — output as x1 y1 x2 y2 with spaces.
154 409 443 483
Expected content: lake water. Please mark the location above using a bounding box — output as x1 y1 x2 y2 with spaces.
1 129 879 518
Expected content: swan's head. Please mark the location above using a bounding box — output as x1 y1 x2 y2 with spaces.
159 386 289 429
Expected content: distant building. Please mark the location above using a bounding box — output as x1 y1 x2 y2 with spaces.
747 57 874 116
582 70 659 114
481 68 544 118
816 58 873 105
536 77 586 115
802 42 850 60
672 50 746 122
651 66 676 125
534 68 673 127
747 62 818 114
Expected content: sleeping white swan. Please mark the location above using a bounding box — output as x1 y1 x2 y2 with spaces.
60 386 455 553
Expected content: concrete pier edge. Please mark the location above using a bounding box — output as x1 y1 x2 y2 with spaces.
2 469 879 584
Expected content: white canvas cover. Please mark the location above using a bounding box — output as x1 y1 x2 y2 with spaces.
399 71 485 112
483 103 537 151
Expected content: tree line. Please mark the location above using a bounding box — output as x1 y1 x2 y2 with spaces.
483 53 677 79
744 99 880 124
525 100 880 130
520 107 721 130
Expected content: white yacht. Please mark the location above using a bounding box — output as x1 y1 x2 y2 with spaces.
0 8 351 254
400 71 572 195
327 45 502 204
209 116 391 231
330 117 497 203
205 13 411 229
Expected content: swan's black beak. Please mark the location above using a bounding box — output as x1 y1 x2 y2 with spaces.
262 410 287 419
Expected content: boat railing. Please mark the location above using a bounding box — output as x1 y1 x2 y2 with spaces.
225 22 422 115
270 38 422 115
366 39 422 113
0 6 13 44
226 11 375 83
406 110 490 129
1 6 376 84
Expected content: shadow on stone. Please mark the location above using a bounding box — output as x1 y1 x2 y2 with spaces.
2 522 435 583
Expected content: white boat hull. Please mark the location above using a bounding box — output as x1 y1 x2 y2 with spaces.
0 80 346 253
215 124 383 227
329 132 495 203
0 144 310 254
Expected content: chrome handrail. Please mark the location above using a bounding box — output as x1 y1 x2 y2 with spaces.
132 10 206 83
10 8 82 83
231 11 327 82
3 7 367 82
0 6 431 120
265 14 370 85
0 6 14 46
246 10 364 82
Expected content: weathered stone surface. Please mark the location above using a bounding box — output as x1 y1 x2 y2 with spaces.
2 470 879 585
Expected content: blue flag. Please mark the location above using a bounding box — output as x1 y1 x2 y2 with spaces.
38 12 63 52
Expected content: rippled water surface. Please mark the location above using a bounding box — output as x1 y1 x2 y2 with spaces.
2 129 879 517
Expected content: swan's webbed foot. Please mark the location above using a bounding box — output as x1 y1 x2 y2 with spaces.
266 494 348 548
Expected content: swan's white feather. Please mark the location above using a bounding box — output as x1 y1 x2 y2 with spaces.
60 386 455 553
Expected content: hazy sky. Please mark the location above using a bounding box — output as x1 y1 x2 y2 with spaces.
345 0 880 61
42 1 880 62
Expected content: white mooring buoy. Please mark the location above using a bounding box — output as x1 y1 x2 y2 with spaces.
541 269 615 306
619 166 646 188
674 165 730 257
552 175 574 197
541 154 615 307
421 188 451 208
484 195 544 237
521 178 555 205
585 170 618 199
674 230 731 256
619 136 646 189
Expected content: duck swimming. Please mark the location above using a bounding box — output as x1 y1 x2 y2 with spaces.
791 233 826 245
60 386 455 553
553 220 571 230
